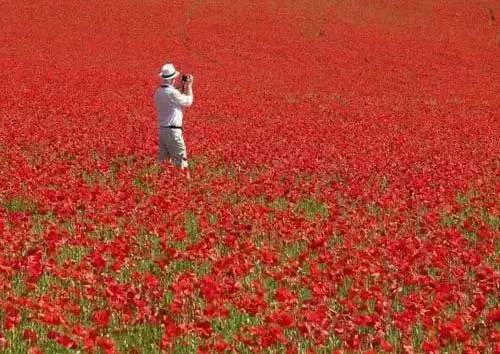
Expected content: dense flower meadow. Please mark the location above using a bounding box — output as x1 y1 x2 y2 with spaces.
1 0 499 352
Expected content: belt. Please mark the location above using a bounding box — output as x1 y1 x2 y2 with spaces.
162 125 183 130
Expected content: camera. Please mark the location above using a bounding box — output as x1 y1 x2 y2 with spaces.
182 74 189 82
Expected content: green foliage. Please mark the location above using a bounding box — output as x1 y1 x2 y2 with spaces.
298 286 312 303
366 201 381 215
427 266 441 280
379 175 390 191
282 240 307 260
136 231 163 259
11 273 26 297
263 276 278 302
207 213 218 225
329 233 344 248
115 264 132 283
185 211 200 243
140 163 162 177
113 324 162 353
392 296 404 312
338 276 352 299
3 196 37 213
89 224 118 243
482 209 499 230
212 307 261 342
133 176 155 195
385 325 403 351
3 325 76 354
411 322 426 351
30 211 57 235
295 197 329 219
2 327 29 354
172 334 200 353
57 245 87 266
35 273 57 296
167 259 194 276
271 197 288 211
137 259 161 275
82 169 115 186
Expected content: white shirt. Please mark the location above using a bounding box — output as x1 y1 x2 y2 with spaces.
154 85 193 127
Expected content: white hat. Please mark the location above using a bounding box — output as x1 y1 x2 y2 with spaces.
159 63 179 80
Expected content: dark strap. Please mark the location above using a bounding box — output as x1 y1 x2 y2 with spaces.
166 125 183 130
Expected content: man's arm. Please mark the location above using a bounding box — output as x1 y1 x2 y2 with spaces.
169 78 194 107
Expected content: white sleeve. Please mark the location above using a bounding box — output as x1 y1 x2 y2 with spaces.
168 88 193 107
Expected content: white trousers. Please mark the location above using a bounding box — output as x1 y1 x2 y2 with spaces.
158 127 188 168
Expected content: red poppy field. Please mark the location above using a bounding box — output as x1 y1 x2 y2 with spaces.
1 0 499 353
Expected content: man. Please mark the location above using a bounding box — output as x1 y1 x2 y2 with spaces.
154 63 194 172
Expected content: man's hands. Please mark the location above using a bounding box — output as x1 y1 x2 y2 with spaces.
180 74 194 102
185 74 194 84
181 74 193 94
